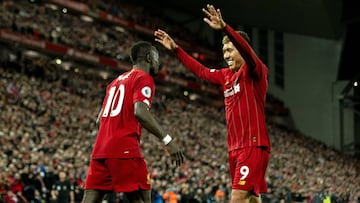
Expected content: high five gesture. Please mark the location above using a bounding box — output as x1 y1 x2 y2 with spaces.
202 4 226 30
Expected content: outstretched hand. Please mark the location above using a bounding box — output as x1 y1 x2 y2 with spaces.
166 140 185 167
202 4 226 30
154 29 178 51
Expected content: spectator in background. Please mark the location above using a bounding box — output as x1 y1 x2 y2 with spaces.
51 171 75 203
214 186 226 203
163 187 179 203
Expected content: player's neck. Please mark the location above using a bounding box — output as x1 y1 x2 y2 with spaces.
133 62 150 73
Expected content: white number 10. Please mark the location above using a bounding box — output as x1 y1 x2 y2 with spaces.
102 85 125 117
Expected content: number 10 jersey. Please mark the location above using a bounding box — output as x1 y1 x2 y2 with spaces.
91 68 155 159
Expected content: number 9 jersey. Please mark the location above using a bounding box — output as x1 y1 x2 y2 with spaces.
91 69 155 159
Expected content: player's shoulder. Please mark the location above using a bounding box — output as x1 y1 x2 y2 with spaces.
127 68 148 78
113 69 147 82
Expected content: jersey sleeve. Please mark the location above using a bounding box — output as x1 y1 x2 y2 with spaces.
223 24 268 80
133 73 155 108
174 47 225 85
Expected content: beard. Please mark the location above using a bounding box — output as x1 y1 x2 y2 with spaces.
149 64 161 76
149 68 157 76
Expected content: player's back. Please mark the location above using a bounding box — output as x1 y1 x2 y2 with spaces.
92 69 154 159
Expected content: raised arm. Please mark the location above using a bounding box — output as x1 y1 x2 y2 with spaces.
203 4 263 72
223 25 259 71
154 29 225 84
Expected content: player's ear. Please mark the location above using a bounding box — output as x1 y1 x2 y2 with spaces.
146 53 151 63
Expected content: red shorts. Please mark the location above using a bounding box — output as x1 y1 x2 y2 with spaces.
228 147 270 196
84 158 151 192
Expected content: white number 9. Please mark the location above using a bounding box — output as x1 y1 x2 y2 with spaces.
240 166 249 180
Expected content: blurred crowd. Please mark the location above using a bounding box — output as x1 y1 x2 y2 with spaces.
0 0 217 84
1 0 360 203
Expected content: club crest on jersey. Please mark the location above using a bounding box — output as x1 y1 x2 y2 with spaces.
141 86 151 98
224 83 240 98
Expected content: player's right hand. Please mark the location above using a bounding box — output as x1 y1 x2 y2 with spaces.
166 140 185 167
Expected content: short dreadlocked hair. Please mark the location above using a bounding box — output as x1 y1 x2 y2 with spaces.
130 41 155 64
222 31 251 44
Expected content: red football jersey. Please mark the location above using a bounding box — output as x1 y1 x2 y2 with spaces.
175 24 271 152
91 68 155 159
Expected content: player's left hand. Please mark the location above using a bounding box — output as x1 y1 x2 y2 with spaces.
166 140 185 167
202 4 226 30
154 29 178 51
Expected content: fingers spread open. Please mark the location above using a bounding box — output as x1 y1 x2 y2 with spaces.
171 152 184 167
202 8 212 18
